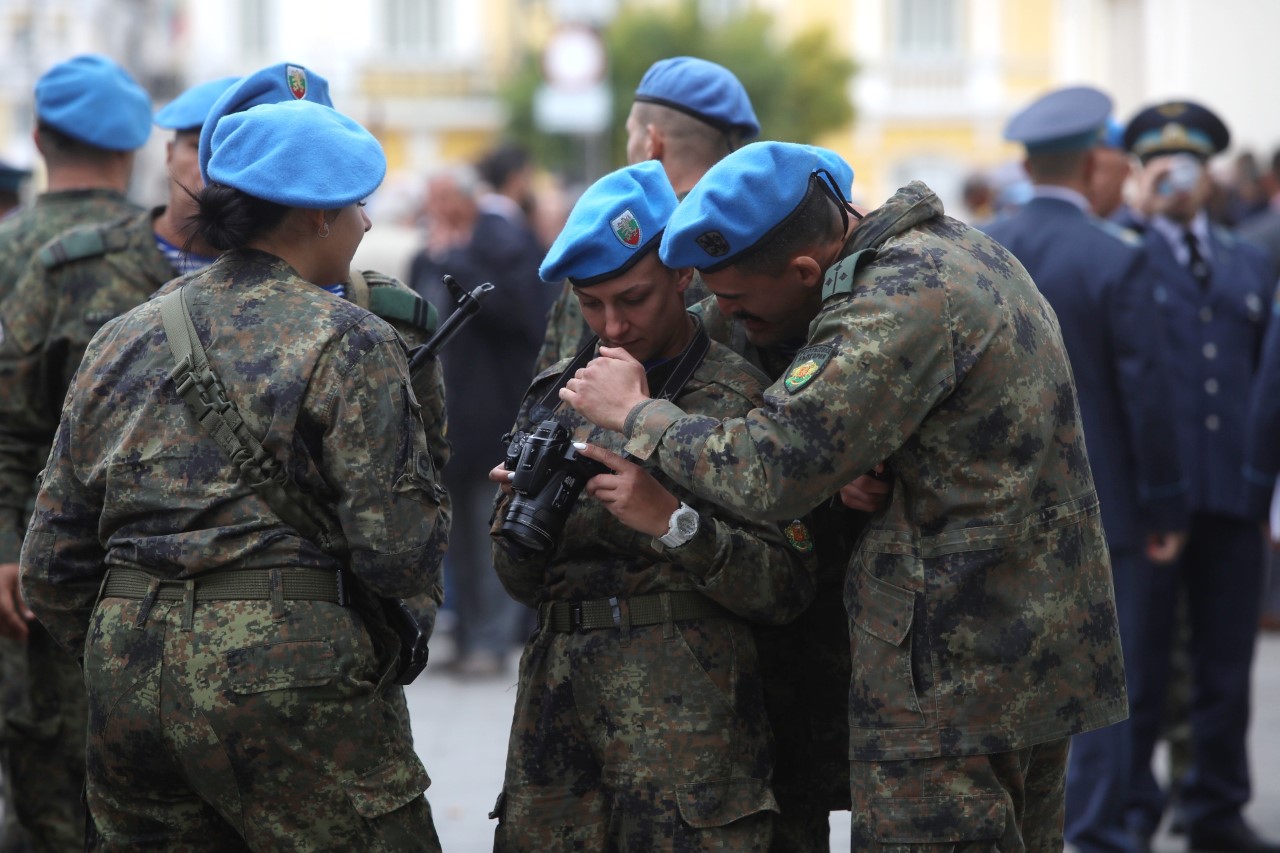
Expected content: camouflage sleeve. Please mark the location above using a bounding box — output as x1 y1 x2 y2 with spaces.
669 507 817 625
620 269 955 522
488 485 547 608
312 319 446 599
0 258 60 562
352 270 451 633
19 329 111 655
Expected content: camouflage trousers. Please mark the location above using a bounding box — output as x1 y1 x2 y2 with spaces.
849 737 1069 852
1 623 88 853
491 617 779 852
83 595 440 852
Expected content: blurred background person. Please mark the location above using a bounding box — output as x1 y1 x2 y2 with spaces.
1088 118 1137 221
410 165 548 679
0 53 151 852
1121 100 1279 853
0 163 31 220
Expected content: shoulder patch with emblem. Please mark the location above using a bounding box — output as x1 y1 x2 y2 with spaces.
783 344 834 393
783 520 814 554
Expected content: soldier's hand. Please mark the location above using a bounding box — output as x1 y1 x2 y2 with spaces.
0 562 34 642
838 465 892 513
488 463 515 496
574 442 680 538
560 346 650 433
1145 530 1187 565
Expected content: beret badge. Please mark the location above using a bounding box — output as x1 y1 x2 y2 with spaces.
611 209 641 248
695 230 730 257
286 65 307 99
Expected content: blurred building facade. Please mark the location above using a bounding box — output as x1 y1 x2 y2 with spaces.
0 0 1276 218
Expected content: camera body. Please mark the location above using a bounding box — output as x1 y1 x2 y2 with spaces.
1158 153 1203 197
500 419 612 553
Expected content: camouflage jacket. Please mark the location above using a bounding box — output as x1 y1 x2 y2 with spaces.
492 331 816 626
0 189 141 561
21 249 445 654
619 182 1126 760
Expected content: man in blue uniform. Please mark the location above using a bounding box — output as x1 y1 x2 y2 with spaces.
1121 100 1279 853
983 85 1187 853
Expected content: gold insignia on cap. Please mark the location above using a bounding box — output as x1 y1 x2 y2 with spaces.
1157 103 1188 118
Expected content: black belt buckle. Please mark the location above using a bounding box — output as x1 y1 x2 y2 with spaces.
569 603 583 632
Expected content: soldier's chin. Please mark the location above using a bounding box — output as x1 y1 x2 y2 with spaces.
741 318 783 346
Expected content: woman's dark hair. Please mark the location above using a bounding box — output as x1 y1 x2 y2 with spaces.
188 182 291 251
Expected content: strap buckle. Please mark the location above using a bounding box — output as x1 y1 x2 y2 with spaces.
569 602 583 633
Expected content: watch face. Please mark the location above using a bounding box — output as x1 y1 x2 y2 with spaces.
675 508 699 536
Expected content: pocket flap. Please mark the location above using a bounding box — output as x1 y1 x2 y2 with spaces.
345 751 431 819
873 794 1007 843
226 640 337 694
675 777 779 830
850 569 915 646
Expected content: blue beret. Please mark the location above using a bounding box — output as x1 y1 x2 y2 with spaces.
206 100 385 209
35 55 152 151
540 161 678 286
1005 86 1112 153
660 142 853 272
1101 117 1125 150
154 76 240 132
0 162 31 194
1123 100 1230 162
200 63 334 182
634 57 760 140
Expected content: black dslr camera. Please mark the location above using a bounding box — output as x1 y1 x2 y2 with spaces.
500 419 612 553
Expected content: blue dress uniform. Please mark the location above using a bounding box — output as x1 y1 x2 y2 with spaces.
1121 101 1278 852
983 85 1187 853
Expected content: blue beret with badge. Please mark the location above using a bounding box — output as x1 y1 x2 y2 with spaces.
540 160 678 286
660 141 853 272
634 56 760 140
200 62 334 182
155 76 241 132
35 54 152 151
1123 100 1230 163
206 100 385 209
1004 85 1112 153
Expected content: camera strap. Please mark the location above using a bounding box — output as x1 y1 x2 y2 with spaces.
529 313 712 424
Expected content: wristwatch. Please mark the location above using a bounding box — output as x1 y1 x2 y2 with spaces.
659 502 700 548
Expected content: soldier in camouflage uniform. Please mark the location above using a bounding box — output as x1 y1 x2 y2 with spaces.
0 55 151 853
487 162 816 851
533 56 760 375
563 142 1127 850
21 99 446 851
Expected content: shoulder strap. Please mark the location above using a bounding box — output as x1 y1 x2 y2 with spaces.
38 227 108 268
821 248 878 301
158 287 348 554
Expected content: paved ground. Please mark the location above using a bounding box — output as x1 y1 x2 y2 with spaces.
407 633 1280 852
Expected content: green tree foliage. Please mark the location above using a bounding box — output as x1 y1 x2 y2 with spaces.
501 1 857 180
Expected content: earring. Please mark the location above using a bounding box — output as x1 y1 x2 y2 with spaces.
318 221 330 238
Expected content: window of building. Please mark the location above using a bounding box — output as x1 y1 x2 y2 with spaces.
385 0 446 57
893 0 963 58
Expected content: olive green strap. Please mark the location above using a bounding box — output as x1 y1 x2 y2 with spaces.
158 287 349 554
537 590 729 633
102 566 343 603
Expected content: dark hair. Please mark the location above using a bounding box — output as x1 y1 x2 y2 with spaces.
189 183 291 251
1023 148 1090 184
35 122 118 168
476 143 530 190
731 177 844 277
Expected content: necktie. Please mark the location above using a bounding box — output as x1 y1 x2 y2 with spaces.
1184 230 1210 288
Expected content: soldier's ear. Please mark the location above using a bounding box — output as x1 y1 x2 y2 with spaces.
791 254 824 290
646 124 664 162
